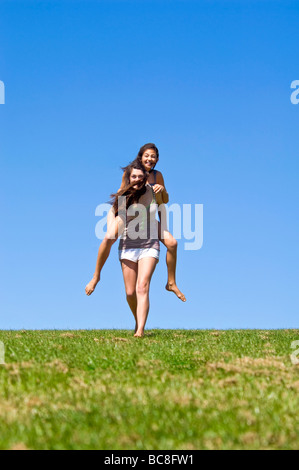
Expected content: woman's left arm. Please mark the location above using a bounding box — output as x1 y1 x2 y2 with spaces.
154 172 169 204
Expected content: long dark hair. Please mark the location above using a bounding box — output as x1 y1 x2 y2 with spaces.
110 161 148 215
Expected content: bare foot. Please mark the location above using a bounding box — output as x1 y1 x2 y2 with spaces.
134 330 144 338
166 283 186 302
85 277 100 296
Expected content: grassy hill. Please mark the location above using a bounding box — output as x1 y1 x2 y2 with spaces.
0 329 299 450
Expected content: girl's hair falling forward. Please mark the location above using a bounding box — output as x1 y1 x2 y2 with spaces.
110 161 149 215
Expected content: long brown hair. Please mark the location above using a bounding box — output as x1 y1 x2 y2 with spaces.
110 161 149 215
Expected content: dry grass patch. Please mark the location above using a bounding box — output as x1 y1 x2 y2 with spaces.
60 333 77 338
240 432 258 445
287 381 299 390
238 409 257 426
118 432 142 447
217 377 239 388
136 359 163 369
10 443 30 451
207 357 287 375
204 437 223 450
0 401 19 420
45 359 69 374
69 376 89 389
24 396 44 408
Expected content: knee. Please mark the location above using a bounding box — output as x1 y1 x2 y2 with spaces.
166 236 178 251
103 235 116 248
136 280 149 296
126 290 136 300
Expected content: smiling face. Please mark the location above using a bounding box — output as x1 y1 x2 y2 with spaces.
141 149 158 172
129 168 146 189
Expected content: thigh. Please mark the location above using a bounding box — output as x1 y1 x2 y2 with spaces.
157 205 169 241
121 260 138 294
107 207 116 231
137 257 158 286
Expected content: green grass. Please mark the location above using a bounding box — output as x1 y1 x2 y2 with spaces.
0 329 299 450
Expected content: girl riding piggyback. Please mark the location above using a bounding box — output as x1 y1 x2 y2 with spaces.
120 143 186 302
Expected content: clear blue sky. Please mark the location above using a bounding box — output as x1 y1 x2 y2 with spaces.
0 0 298 329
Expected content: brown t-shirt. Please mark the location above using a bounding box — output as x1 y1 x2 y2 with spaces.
118 185 160 251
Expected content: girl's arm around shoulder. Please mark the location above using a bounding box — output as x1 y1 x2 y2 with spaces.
155 171 169 204
155 190 164 206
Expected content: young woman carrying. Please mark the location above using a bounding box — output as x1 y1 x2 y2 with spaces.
118 143 186 302
85 161 162 337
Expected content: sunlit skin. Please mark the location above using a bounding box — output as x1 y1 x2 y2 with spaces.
85 168 161 337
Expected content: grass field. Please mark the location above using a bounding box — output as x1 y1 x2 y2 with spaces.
0 329 299 450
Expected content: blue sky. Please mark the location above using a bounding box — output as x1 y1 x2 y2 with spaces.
0 0 298 329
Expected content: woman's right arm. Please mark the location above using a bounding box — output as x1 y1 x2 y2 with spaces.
119 172 126 191
107 172 126 225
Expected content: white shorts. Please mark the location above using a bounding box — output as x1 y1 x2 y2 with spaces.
118 247 160 263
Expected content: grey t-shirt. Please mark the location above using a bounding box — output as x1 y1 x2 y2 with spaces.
118 185 160 251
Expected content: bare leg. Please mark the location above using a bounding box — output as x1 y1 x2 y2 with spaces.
135 257 158 337
159 228 186 302
85 214 122 296
85 238 115 295
121 260 138 333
